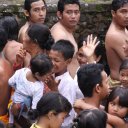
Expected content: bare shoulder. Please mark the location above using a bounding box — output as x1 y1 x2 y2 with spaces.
51 22 67 41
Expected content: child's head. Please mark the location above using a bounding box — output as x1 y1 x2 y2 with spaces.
30 54 53 81
105 86 128 119
119 59 128 87
49 39 74 75
28 92 72 128
77 63 109 99
72 109 107 128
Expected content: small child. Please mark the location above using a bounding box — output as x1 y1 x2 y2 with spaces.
8 54 53 126
119 59 128 87
72 109 107 128
105 86 128 125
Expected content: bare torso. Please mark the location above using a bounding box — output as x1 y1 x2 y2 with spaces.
51 22 79 78
0 54 13 115
105 22 128 80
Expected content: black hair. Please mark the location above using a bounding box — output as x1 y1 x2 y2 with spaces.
105 86 128 113
119 59 128 72
51 39 75 60
30 54 53 76
27 23 54 51
111 0 128 11
57 0 80 13
72 109 107 128
0 16 19 41
0 27 8 52
77 63 104 97
24 0 46 12
28 92 72 120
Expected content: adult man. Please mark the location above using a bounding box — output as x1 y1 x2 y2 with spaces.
18 0 47 43
0 27 13 124
51 0 80 78
105 0 128 87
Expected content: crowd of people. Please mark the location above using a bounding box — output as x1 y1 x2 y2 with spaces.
0 0 128 128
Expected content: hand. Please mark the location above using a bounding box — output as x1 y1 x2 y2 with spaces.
15 47 26 65
82 34 100 63
44 74 61 91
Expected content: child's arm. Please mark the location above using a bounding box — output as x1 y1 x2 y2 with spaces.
107 113 127 128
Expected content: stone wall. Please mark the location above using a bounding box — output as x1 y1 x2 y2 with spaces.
0 1 112 43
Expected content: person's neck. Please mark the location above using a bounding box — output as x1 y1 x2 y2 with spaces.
84 96 101 108
37 117 49 128
55 69 67 77
31 48 43 58
60 21 75 33
112 20 126 31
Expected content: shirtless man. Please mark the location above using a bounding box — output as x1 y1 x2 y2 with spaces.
18 0 47 43
0 27 13 124
51 0 80 78
105 0 128 87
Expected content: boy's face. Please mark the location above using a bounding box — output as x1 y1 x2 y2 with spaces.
77 47 88 66
112 3 128 27
28 0 46 23
119 69 128 87
99 71 110 99
49 50 69 76
59 4 80 29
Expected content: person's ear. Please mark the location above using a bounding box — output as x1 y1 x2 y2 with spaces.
66 58 72 64
47 111 55 120
96 55 101 63
95 84 101 94
111 10 116 18
34 72 40 80
24 10 30 17
57 11 62 20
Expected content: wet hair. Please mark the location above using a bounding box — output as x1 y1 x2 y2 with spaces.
57 0 80 13
51 39 75 60
105 86 128 113
111 0 128 12
24 0 46 12
0 27 8 52
72 109 107 128
30 54 53 76
77 63 104 97
0 16 19 41
27 23 54 51
28 92 72 120
119 59 128 72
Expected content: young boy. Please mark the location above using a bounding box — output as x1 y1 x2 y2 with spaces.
48 39 79 128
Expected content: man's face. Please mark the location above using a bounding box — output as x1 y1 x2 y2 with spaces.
29 0 46 23
112 3 128 27
60 4 80 29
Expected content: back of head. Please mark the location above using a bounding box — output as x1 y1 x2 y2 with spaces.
28 92 72 120
119 59 128 72
105 86 128 112
111 0 128 11
30 54 53 76
77 63 104 97
27 23 54 51
58 0 80 13
51 39 75 60
24 0 46 12
0 16 19 40
0 26 8 52
73 109 107 128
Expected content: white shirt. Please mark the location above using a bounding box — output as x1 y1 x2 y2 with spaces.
8 68 44 109
55 71 77 127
